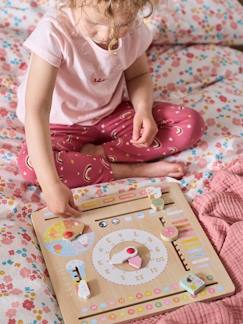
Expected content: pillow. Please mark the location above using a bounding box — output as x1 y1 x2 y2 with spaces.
148 0 243 45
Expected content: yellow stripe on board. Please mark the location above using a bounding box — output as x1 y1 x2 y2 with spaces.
180 237 199 244
183 242 202 250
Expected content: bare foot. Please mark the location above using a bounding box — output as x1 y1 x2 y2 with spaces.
143 160 185 179
80 144 185 179
80 144 104 155
112 160 185 180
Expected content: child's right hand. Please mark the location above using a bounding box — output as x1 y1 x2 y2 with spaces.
42 180 81 217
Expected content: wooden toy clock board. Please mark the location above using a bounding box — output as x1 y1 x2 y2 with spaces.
31 183 235 324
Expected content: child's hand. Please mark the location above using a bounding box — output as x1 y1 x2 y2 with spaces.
131 111 158 147
42 180 81 217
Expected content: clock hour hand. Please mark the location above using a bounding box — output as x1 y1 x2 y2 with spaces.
110 246 138 265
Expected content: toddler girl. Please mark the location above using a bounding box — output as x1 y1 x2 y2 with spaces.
17 0 205 216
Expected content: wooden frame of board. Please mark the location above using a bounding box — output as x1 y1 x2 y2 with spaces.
31 183 235 324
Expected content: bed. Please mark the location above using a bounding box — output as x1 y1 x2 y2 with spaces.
0 0 242 323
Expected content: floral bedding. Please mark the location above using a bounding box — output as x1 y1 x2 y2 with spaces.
0 2 242 323
148 0 243 45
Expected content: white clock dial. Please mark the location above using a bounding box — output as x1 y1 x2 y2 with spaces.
92 229 168 285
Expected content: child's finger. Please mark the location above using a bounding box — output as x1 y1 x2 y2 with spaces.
144 137 154 146
131 137 149 147
132 121 141 141
69 194 80 211
66 204 81 217
135 129 150 144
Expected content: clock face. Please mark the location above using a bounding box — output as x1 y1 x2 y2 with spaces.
92 229 168 286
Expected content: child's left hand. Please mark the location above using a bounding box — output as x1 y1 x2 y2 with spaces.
131 111 158 147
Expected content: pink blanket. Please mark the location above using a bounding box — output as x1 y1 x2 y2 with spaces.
132 156 243 324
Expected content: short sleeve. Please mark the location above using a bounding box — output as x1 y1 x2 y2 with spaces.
133 20 153 58
24 13 63 68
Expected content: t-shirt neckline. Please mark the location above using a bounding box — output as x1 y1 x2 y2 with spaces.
67 7 123 55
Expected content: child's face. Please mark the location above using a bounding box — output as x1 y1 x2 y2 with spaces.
78 4 138 45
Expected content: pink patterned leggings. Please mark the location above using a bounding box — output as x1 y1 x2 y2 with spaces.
17 101 205 188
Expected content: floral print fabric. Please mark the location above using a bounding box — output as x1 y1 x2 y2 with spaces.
148 0 243 45
0 2 242 323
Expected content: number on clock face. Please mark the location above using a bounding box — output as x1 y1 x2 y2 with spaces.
92 229 168 286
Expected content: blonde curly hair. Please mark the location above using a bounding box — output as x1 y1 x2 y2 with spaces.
58 0 153 50
68 0 152 14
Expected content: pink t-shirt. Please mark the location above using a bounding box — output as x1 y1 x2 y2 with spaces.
17 8 153 126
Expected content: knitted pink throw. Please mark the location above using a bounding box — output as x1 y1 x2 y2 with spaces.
131 157 243 324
